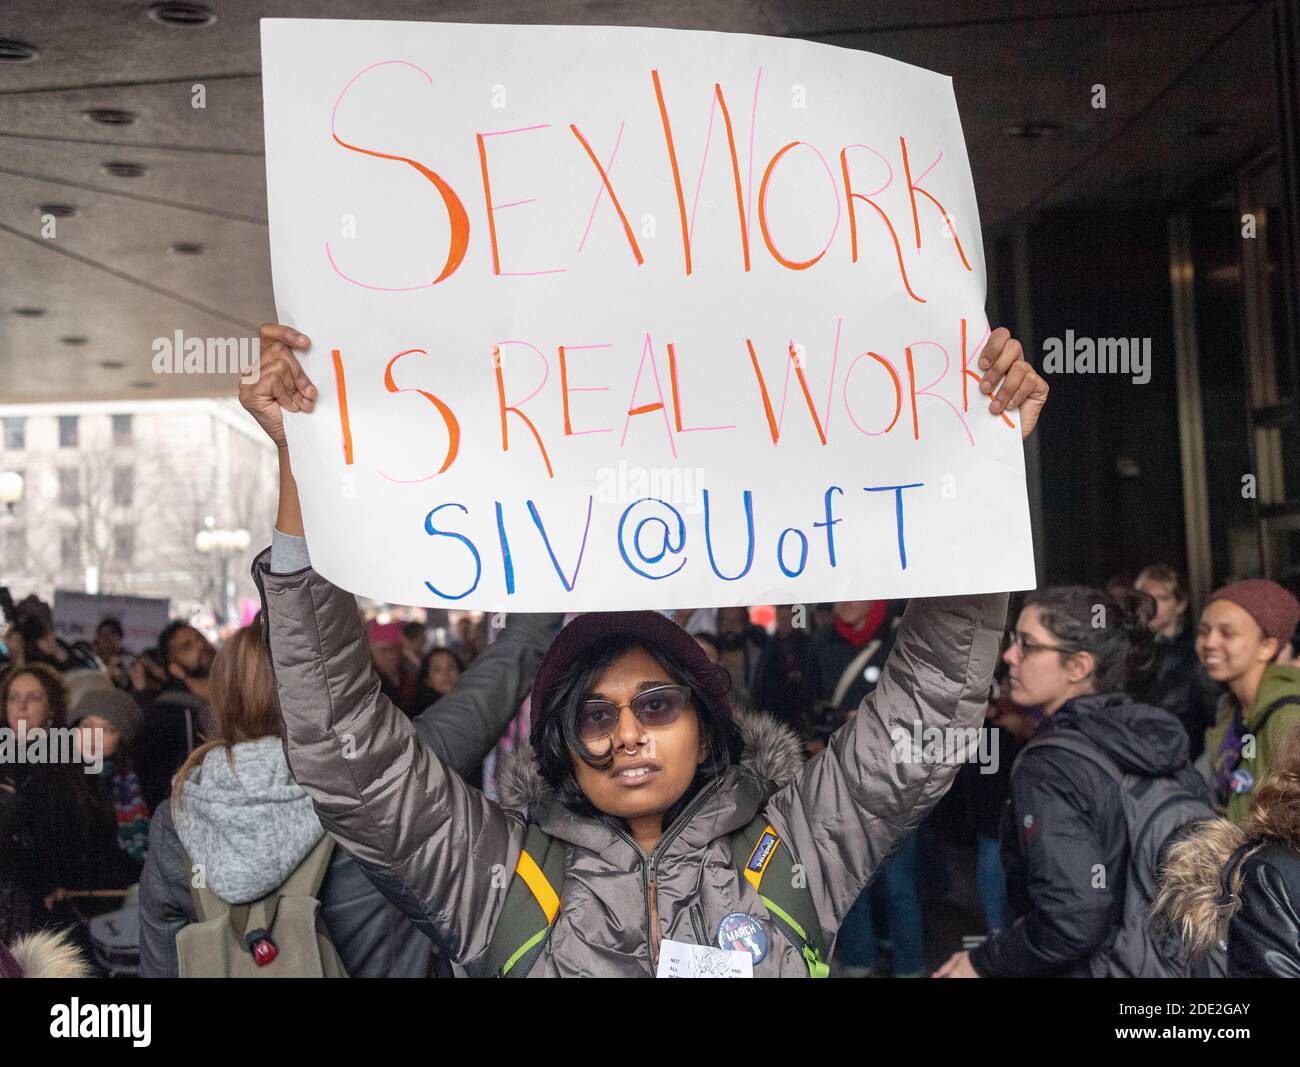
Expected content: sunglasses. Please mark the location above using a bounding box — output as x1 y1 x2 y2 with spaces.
1009 632 1073 657
577 684 693 742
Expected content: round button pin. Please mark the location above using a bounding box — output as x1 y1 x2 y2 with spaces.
717 911 768 964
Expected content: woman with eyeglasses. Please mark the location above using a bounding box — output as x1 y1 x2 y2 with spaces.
238 322 1048 977
935 586 1211 978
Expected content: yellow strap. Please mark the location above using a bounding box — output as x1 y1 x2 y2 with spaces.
515 848 560 923
743 824 780 891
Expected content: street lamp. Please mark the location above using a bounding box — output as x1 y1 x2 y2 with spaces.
0 471 23 514
195 525 251 624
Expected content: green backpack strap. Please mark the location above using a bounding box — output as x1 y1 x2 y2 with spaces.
277 835 336 897
485 822 566 978
730 815 830 978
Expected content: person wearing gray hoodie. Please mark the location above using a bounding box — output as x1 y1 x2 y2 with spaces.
139 613 560 977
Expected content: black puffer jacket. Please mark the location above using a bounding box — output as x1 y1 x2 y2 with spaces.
971 692 1204 977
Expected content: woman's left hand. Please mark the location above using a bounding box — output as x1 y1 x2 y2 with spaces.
932 950 981 978
978 328 1049 439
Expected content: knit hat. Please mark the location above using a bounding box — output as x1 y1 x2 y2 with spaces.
1207 579 1300 652
366 620 403 646
529 611 732 737
69 686 145 749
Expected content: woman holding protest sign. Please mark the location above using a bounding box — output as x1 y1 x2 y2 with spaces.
239 321 1047 977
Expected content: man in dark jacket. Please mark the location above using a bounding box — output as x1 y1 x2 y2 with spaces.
969 693 1206 977
136 621 214 812
808 600 897 745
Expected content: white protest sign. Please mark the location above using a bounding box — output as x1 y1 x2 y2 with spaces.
656 938 753 978
262 19 1034 610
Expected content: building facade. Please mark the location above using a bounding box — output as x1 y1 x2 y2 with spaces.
0 399 277 621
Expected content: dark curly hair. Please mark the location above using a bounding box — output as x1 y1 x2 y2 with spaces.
0 662 70 729
532 635 743 823
1025 585 1156 694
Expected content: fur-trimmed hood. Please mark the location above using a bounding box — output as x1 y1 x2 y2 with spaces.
1153 818 1251 959
2 928 92 978
496 704 804 813
1155 817 1300 962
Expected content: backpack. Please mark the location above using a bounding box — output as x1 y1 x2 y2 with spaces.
176 836 346 977
1020 732 1221 978
483 817 830 977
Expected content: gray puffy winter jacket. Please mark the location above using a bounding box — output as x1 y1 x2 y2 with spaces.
139 582 562 978
256 548 1007 977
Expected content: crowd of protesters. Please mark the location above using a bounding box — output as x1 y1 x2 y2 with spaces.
2 324 1299 978
5 553 1296 977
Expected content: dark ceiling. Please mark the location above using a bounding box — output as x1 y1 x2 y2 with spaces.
0 0 1278 400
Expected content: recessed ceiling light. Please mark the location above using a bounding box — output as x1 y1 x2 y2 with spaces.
99 360 126 370
1003 121 1060 139
38 203 79 219
102 161 149 178
147 3 217 28
131 380 157 390
12 307 46 317
0 38 38 62
59 335 89 346
169 241 206 255
84 108 137 126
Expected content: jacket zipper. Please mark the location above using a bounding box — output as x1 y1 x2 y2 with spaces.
250 552 273 666
608 778 723 975
690 902 708 946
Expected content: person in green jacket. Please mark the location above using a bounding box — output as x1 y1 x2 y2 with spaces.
1200 579 1300 823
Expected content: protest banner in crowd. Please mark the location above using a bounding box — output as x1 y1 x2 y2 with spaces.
52 590 171 654
262 19 1034 609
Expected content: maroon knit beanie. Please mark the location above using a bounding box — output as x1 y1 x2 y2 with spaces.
529 611 732 738
1207 579 1300 652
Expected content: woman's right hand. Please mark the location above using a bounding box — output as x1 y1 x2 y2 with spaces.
238 324 317 449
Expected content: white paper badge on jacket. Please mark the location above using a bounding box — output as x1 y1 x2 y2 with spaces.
656 939 753 978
